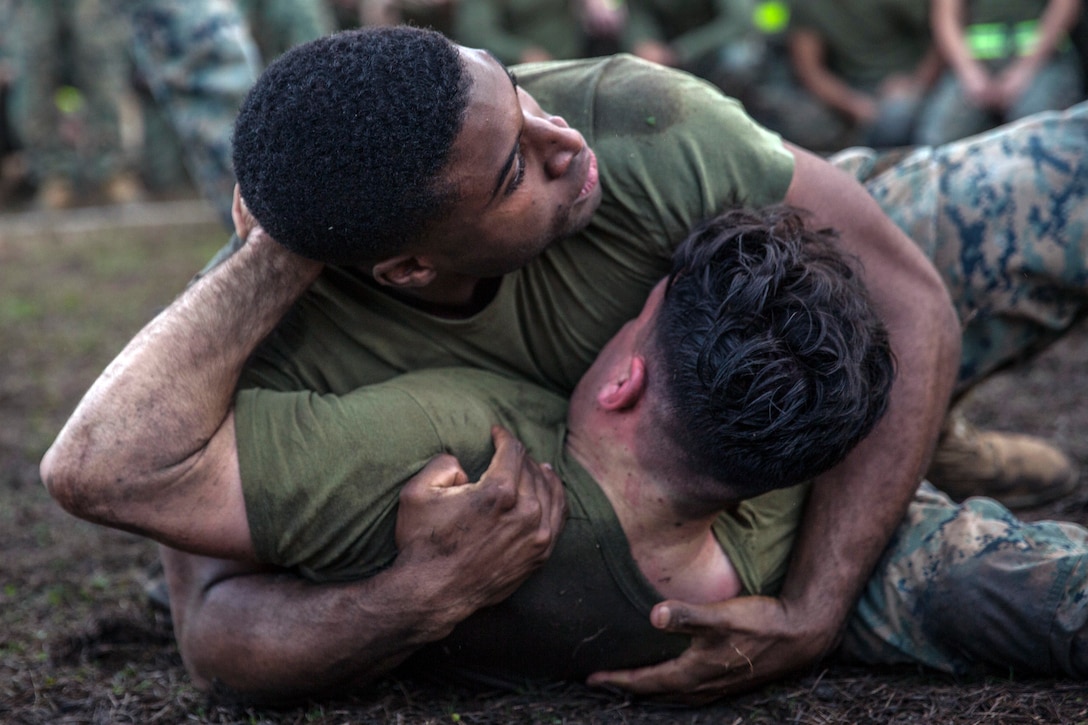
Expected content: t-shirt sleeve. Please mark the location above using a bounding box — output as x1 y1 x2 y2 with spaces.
234 371 550 582
713 482 810 596
599 56 795 256
234 385 448 582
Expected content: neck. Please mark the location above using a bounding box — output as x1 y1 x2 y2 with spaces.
566 427 742 604
364 274 501 319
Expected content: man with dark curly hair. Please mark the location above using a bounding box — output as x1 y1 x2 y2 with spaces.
45 203 1088 696
44 205 899 691
46 25 1088 701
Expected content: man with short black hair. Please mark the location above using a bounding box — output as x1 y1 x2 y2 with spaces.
44 26 1088 701
42 205 897 692
44 203 1088 698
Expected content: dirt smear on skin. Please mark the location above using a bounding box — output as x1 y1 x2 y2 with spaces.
2 206 1087 724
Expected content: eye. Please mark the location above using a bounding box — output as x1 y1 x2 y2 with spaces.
507 147 526 195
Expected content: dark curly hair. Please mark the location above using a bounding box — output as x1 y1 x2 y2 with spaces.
232 27 472 264
651 206 896 500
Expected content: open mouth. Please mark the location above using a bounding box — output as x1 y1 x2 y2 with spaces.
578 149 599 201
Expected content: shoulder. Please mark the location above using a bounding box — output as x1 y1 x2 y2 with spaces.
387 369 569 475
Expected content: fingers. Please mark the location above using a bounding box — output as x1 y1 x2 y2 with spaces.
649 600 718 635
486 425 566 554
587 651 736 702
587 656 698 694
540 459 567 547
399 453 468 502
479 426 526 512
587 645 758 703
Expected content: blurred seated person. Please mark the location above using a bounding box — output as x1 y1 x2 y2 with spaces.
916 0 1083 144
788 0 943 150
625 0 766 90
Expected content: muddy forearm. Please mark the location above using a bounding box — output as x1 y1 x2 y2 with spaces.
780 146 961 645
165 549 480 702
41 233 321 527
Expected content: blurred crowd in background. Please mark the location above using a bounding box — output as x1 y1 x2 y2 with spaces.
0 0 1085 215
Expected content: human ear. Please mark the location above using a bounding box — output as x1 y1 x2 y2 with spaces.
371 255 438 289
597 356 648 411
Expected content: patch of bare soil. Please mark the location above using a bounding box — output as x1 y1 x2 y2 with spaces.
2 206 1087 724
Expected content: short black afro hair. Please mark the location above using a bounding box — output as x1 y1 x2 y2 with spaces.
232 26 472 264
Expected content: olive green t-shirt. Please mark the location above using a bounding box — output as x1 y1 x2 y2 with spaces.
791 0 931 86
237 368 809 683
234 54 793 398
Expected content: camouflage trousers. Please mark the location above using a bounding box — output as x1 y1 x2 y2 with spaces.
9 0 132 183
829 102 1088 677
833 99 1088 398
123 0 260 227
839 483 1088 677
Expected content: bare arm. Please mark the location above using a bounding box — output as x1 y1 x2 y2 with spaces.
993 0 1082 108
776 143 960 641
931 0 997 107
590 146 961 701
40 209 321 558
163 548 485 701
788 28 878 123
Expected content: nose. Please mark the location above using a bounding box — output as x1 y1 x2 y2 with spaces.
527 113 584 179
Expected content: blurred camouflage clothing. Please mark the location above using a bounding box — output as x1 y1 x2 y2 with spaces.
235 0 335 65
123 0 260 226
837 100 1088 397
832 101 1088 676
8 0 132 187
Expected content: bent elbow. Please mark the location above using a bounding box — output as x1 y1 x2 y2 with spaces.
39 438 117 523
40 442 78 509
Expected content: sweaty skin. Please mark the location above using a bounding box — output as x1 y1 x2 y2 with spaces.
42 41 960 701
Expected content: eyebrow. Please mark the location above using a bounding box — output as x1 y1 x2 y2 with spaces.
487 52 522 201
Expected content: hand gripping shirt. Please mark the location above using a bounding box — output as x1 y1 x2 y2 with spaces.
237 368 810 685
231 56 803 679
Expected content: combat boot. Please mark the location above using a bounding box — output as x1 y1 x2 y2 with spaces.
927 410 1079 509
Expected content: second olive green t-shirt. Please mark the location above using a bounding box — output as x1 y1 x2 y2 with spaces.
237 368 809 683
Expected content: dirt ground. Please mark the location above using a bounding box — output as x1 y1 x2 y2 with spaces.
2 205 1087 724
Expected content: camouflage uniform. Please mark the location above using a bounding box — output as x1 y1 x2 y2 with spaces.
830 101 1088 676
838 101 1088 394
235 0 335 66
8 0 133 189
123 0 260 226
